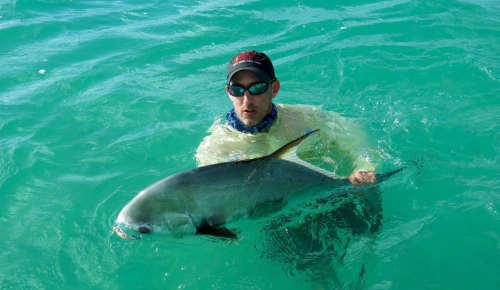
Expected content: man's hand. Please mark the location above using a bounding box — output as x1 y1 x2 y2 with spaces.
348 171 376 186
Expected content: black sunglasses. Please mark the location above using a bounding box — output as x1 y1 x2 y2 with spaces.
227 78 276 97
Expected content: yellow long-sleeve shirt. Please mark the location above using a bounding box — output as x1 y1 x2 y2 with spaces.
195 104 377 177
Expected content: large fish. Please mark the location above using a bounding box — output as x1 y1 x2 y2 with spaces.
114 130 403 240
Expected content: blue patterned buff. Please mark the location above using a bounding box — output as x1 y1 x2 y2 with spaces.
226 104 278 133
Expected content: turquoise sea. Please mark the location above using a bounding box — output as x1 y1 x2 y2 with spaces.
2 0 500 289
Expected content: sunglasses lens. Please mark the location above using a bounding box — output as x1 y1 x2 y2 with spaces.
228 86 245 96
249 83 268 95
228 82 271 96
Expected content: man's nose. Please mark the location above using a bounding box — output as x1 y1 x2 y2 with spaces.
242 90 253 104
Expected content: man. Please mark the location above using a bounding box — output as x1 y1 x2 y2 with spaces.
195 50 382 287
195 50 378 185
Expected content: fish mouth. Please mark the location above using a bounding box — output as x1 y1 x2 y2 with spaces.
113 223 143 240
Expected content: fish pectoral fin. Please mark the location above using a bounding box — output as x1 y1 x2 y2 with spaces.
196 225 237 239
195 219 238 239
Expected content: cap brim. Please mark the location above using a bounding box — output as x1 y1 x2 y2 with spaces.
227 67 271 84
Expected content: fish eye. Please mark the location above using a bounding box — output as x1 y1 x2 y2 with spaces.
138 223 153 234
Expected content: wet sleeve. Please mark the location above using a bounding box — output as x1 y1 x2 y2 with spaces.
194 123 229 167
307 109 377 174
327 115 377 172
195 136 228 167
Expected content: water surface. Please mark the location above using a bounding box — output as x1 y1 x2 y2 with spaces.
1 0 500 289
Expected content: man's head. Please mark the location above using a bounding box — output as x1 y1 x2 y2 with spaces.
226 50 280 127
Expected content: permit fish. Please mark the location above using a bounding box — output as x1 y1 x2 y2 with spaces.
114 130 403 240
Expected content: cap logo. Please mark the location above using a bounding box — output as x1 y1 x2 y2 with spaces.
233 52 261 66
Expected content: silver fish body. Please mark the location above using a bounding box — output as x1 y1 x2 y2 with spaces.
114 130 400 240
115 153 345 239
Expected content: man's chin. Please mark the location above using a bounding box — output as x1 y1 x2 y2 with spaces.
242 122 259 127
241 118 260 127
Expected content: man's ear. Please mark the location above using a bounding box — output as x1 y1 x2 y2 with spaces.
271 80 280 98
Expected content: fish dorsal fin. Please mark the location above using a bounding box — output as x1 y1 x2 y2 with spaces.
270 129 342 179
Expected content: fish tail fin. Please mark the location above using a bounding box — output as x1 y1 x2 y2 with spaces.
270 129 342 179
374 166 406 181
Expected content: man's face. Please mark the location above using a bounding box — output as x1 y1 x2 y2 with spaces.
226 70 280 127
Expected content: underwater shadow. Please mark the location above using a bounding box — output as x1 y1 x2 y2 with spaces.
260 185 384 289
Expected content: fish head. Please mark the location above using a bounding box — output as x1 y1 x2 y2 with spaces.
113 221 154 240
114 213 196 240
114 188 163 239
114 179 197 239
114 210 160 240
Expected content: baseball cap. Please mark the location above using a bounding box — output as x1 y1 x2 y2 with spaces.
227 50 275 84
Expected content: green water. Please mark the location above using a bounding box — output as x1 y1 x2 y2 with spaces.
1 0 500 289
